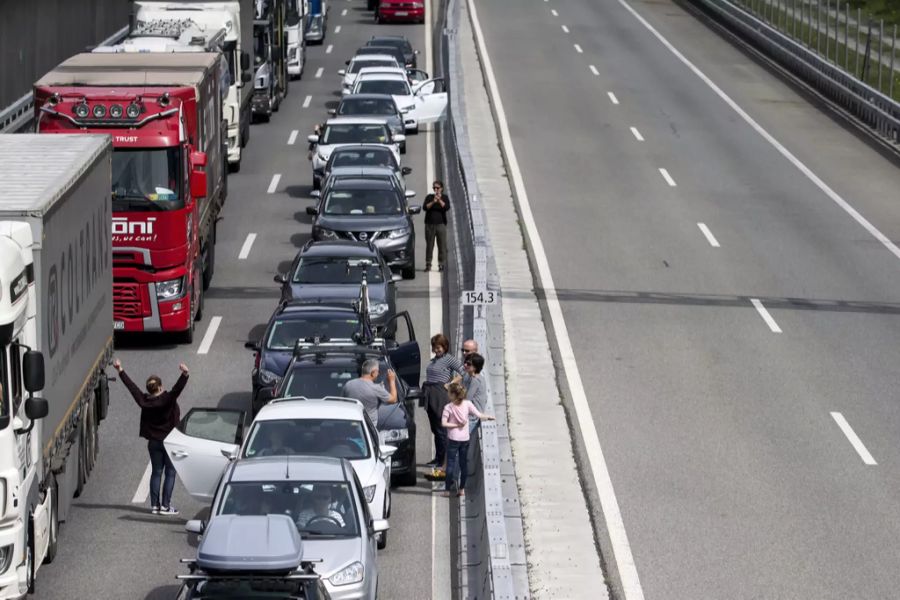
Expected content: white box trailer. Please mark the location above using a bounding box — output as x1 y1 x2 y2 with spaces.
0 134 113 598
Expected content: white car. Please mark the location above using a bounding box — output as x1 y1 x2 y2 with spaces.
164 396 397 549
349 71 447 134
308 117 404 189
339 54 402 94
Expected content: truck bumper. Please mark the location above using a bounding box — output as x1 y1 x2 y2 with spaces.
114 281 192 333
0 520 26 599
227 126 241 164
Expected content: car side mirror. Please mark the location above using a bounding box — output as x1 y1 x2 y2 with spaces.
391 273 402 283
23 350 45 392
241 51 250 71
190 151 208 199
220 447 237 460
407 205 421 215
310 190 321 198
401 166 412 175
414 50 420 55
380 444 398 458
24 397 48 421
185 520 205 534
306 206 319 215
327 108 336 115
307 134 320 144
406 387 422 401
404 190 416 198
371 519 389 533
345 59 351 65
338 69 346 75
274 273 288 284
393 134 406 143
244 340 260 351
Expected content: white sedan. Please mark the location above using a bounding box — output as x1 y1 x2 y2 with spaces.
164 396 397 549
339 54 402 94
349 71 448 134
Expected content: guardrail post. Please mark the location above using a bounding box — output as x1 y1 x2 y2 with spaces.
845 2 850 71
879 19 885 91
826 0 831 61
891 24 897 98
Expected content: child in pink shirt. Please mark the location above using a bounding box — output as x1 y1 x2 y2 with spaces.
441 383 494 496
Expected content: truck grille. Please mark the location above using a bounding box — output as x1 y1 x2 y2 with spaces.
114 283 144 318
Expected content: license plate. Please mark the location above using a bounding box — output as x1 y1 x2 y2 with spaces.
114 320 125 330
395 10 408 15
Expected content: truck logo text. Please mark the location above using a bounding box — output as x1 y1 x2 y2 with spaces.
112 217 157 242
114 135 139 143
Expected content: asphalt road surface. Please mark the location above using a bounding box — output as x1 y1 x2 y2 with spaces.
34 5 444 599
471 0 900 598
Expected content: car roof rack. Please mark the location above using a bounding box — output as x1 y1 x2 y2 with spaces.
269 395 365 408
292 338 386 359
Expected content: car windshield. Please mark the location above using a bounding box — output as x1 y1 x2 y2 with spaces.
244 418 370 460
368 39 410 53
265 317 360 350
282 366 358 398
349 59 397 73
292 257 385 284
322 124 390 145
323 189 402 216
186 579 313 599
218 481 360 538
330 149 396 170
111 148 184 211
356 79 409 96
339 98 397 116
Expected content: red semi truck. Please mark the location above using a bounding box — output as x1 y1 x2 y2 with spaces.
33 52 228 342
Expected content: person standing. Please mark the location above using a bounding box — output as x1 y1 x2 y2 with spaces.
441 382 494 497
462 352 486 435
461 339 478 357
342 358 398 427
423 180 450 272
423 334 465 474
113 359 189 515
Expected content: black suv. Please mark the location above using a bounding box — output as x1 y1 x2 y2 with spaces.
275 240 398 330
307 178 420 279
366 35 417 68
245 302 363 413
258 318 421 486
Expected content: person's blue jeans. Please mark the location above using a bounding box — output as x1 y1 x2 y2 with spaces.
445 439 469 491
148 438 176 508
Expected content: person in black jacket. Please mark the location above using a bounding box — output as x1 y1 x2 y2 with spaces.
113 359 189 515
423 179 450 271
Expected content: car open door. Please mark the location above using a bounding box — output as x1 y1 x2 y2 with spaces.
384 310 420 387
408 79 447 125
164 408 246 502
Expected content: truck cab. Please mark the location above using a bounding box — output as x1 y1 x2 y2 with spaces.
285 0 307 79
252 0 289 120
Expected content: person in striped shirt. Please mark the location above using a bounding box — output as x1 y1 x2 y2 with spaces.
423 333 465 472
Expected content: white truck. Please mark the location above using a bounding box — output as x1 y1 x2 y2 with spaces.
0 134 113 598
129 1 255 172
285 0 308 79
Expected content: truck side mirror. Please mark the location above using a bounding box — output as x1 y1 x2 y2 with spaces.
241 51 250 71
241 72 252 83
190 151 208 200
24 397 49 421
23 350 44 393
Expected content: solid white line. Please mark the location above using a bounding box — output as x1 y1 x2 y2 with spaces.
607 91 619 104
334 25 342 33
326 44 334 54
589 64 599 76
551 8 558 16
303 94 312 108
468 0 643 597
131 461 152 504
697 223 720 247
238 233 257 260
658 168 676 187
561 24 569 32
619 0 900 263
267 173 281 194
287 130 298 145
314 67 324 79
831 412 877 465
574 43 583 53
750 298 782 333
629 126 644 141
341 7 348 15
197 316 222 355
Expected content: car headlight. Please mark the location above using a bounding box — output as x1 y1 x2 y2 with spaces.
156 277 185 300
329 561 364 586
258 369 282 386
315 227 338 240
387 226 410 240
381 428 409 442
369 303 389 316
402 105 415 113
363 485 376 503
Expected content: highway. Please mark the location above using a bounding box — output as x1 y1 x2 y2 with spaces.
469 0 900 598
33 5 445 599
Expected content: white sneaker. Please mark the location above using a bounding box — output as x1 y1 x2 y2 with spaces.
151 506 160 514
159 506 179 516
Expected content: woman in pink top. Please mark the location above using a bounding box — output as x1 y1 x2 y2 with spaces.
441 383 494 497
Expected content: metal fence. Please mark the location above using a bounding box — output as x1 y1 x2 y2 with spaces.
435 0 530 596
690 0 900 145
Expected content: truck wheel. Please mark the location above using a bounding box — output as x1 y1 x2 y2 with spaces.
229 158 241 174
74 430 85 498
44 479 59 564
181 287 196 344
203 229 216 290
24 520 34 594
96 371 110 423
195 284 205 322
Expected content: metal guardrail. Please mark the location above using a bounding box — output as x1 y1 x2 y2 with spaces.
693 0 900 145
0 25 129 133
437 0 529 596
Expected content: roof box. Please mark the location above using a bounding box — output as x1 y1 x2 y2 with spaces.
197 515 303 573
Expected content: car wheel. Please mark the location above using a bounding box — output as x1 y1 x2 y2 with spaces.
313 175 321 191
395 466 416 486
402 264 416 280
377 529 387 550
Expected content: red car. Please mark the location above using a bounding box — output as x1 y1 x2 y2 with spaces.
376 0 425 23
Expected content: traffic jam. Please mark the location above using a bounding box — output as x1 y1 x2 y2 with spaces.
0 0 446 598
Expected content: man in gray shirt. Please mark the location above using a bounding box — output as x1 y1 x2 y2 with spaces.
342 358 398 426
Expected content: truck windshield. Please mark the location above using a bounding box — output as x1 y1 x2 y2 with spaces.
254 29 268 65
111 148 184 211
224 40 238 85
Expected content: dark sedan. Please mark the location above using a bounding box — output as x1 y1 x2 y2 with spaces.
323 144 412 183
366 35 417 69
329 94 412 149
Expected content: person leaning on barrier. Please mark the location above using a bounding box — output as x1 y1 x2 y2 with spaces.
423 333 465 475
